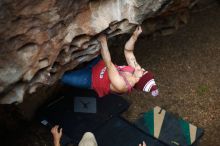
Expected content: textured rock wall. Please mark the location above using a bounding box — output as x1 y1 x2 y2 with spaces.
0 0 196 104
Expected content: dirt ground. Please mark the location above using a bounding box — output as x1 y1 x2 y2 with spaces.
0 4 219 146
120 5 220 146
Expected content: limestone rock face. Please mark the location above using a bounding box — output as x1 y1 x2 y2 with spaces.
0 0 195 104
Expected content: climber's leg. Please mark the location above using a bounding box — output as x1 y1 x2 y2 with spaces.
61 56 101 89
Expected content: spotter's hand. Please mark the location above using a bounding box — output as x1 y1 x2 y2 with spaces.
51 125 62 141
139 141 147 146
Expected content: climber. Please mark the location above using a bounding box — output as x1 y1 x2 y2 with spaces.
61 26 159 97
51 125 147 146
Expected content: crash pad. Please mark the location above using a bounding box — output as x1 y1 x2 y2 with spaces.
38 87 130 145
94 117 166 146
134 106 204 146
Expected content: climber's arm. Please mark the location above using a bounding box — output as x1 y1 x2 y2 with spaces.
98 35 126 92
124 26 142 69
